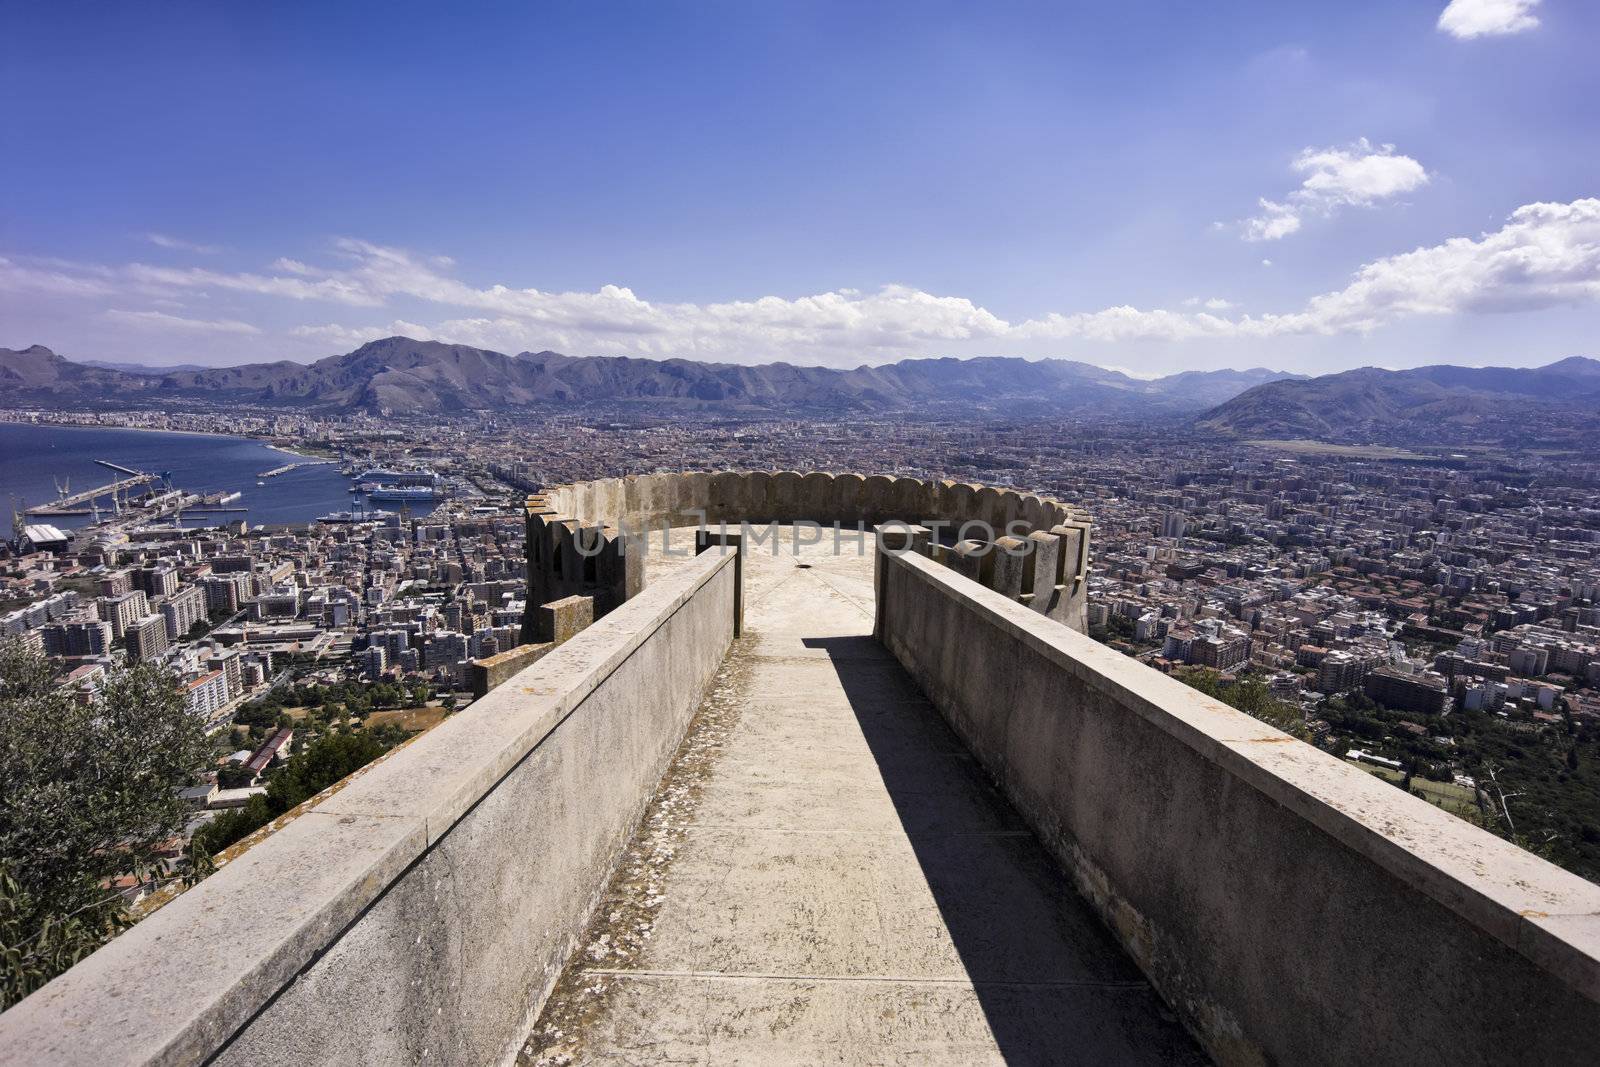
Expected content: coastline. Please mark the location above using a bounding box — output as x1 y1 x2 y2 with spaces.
0 422 352 527
0 415 325 462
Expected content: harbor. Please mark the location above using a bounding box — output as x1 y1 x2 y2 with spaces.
0 423 357 530
17 465 253 532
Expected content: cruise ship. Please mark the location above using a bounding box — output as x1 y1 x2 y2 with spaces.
365 484 437 503
353 468 438 491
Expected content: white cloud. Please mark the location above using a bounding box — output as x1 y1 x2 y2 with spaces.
144 233 222 255
1289 198 1600 332
289 320 437 347
1242 200 1302 241
0 255 116 297
1240 139 1430 241
103 309 261 334
9 197 1600 362
124 262 383 305
1014 199 1600 341
1437 0 1541 39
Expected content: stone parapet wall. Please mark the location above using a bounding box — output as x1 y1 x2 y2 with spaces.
467 640 552 698
526 469 1092 630
468 594 596 698
0 550 741 1066
877 547 1600 1065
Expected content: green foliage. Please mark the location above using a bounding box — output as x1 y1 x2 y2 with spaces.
0 639 211 1008
1103 614 1137 640
216 763 255 789
1177 667 1308 738
1317 685 1600 881
232 701 281 733
192 731 392 857
0 866 130 1008
366 681 406 709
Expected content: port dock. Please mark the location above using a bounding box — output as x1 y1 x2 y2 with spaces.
24 464 159 516
22 465 247 527
257 459 333 478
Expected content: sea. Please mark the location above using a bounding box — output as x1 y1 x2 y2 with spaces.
0 422 382 529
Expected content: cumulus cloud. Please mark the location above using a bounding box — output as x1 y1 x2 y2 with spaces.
1437 0 1540 39
7 197 1600 362
1290 198 1600 331
1018 199 1600 340
1242 200 1302 242
103 309 260 334
1240 139 1430 241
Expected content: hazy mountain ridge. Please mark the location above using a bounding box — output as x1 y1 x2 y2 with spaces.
78 359 211 374
0 339 1301 416
1197 357 1600 445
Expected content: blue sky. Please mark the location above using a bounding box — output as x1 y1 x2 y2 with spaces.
2 0 1597 373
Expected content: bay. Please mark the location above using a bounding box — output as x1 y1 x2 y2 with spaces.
0 423 362 528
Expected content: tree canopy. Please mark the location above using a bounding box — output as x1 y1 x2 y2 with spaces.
0 639 211 1007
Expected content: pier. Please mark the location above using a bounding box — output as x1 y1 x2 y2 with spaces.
19 460 252 530
257 459 333 478
24 465 158 515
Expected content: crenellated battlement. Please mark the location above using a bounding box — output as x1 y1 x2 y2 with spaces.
523 469 1093 634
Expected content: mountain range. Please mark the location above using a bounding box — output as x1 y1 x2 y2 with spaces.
0 339 1297 417
1197 356 1600 445
3 340 1595 446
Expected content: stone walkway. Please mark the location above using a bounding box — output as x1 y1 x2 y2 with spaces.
522 536 1204 1065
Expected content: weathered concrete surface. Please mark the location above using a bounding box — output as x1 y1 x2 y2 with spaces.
468 639 553 697
0 549 738 1067
213 554 735 1067
530 592 594 644
473 596 596 697
878 548 1600 1065
522 530 1203 1065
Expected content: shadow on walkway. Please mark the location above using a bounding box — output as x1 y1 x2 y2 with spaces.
802 634 1207 1066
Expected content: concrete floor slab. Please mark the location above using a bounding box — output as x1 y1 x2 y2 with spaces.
554 974 1198 1066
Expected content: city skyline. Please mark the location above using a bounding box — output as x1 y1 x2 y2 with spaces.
4 1 1598 373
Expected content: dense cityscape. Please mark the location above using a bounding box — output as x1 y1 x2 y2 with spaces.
4 403 1599 888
